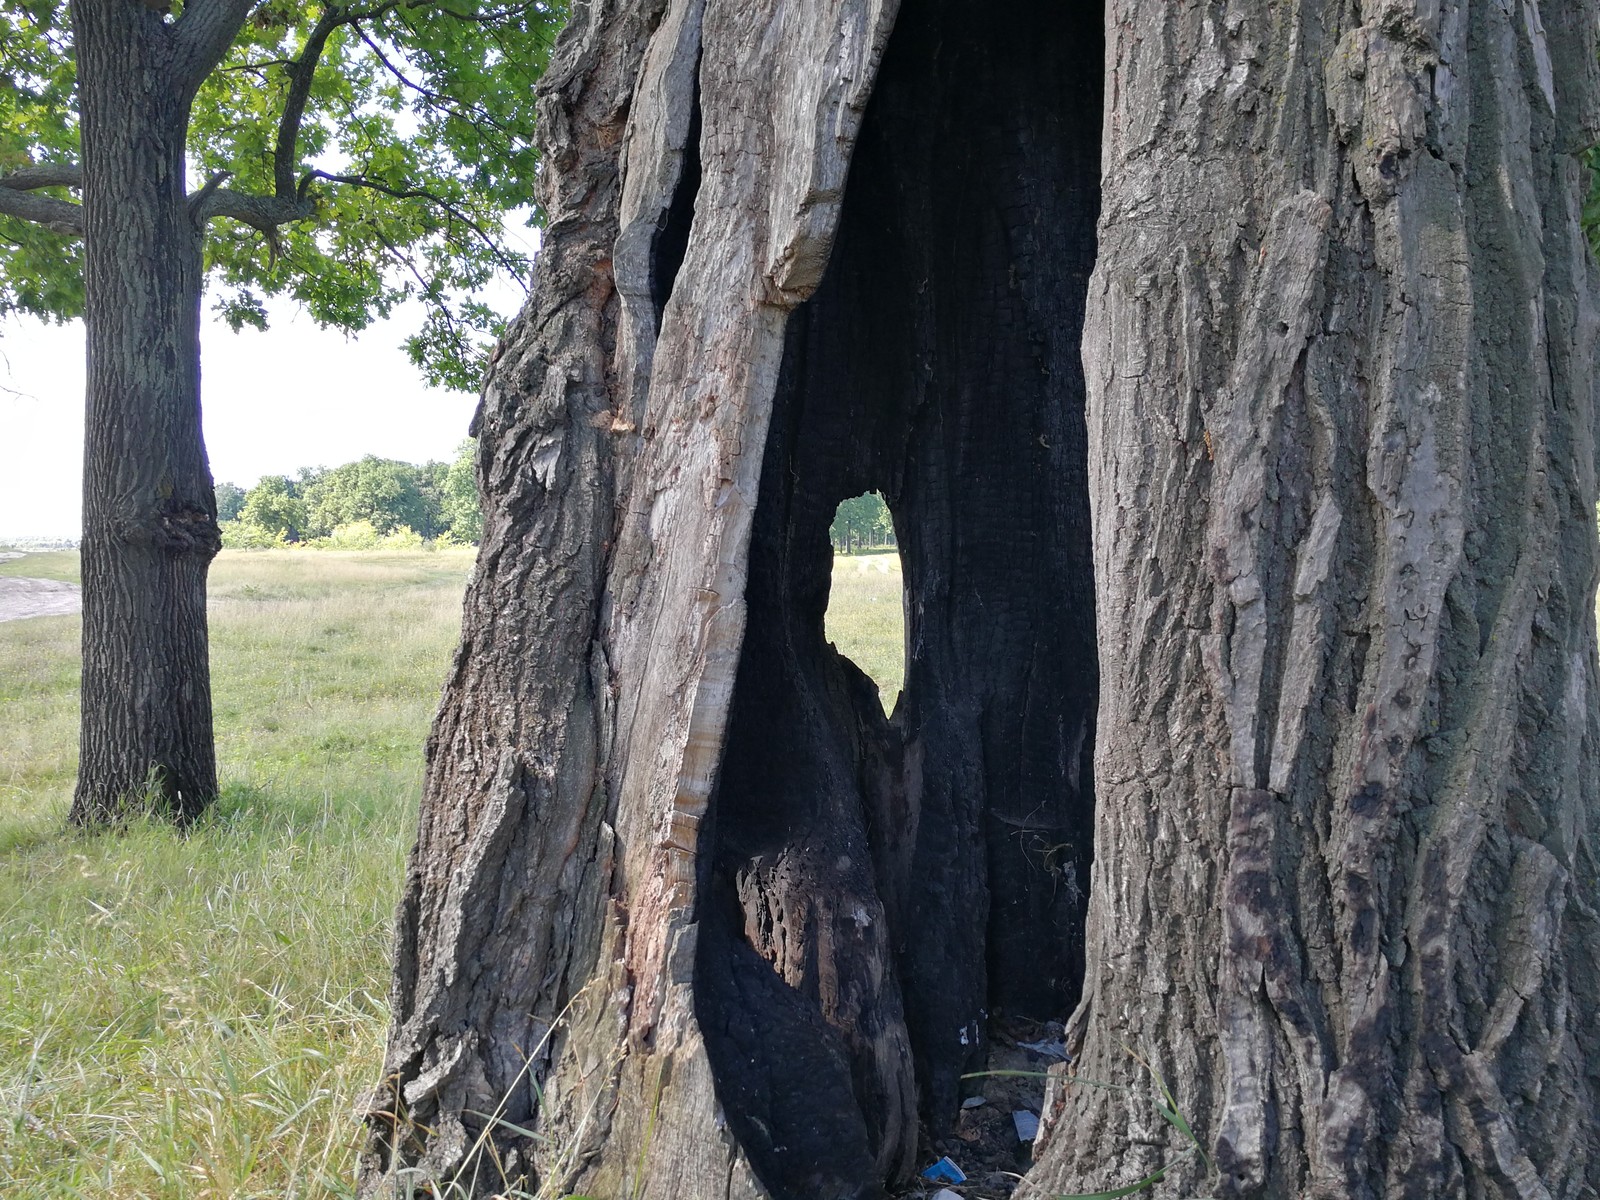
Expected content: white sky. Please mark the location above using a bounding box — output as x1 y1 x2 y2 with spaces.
0 297 497 539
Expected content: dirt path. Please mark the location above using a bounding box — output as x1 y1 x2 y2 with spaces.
0 566 82 623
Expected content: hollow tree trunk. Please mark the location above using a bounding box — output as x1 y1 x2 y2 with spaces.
366 1 1600 1198
69 0 221 824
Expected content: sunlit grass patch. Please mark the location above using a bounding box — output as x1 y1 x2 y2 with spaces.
826 548 905 710
0 543 907 1196
0 613 80 842
0 548 471 1198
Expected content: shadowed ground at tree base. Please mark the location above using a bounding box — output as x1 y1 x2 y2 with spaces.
693 0 1103 1194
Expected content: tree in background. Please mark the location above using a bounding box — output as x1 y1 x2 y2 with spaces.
0 0 562 824
439 439 481 543
223 443 482 545
213 480 245 523
829 491 892 553
236 474 306 541
301 455 431 538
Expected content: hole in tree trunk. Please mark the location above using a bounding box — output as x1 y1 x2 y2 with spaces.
649 57 703 334
826 494 905 717
696 0 1102 1194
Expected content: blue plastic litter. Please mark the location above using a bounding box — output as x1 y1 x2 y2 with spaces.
921 1156 967 1184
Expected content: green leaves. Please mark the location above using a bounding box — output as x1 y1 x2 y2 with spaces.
230 445 481 544
301 455 434 538
831 492 894 552
1 0 567 388
191 1 566 386
0 2 82 320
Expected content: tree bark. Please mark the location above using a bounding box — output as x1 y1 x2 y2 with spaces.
69 0 226 824
367 1 1600 1198
1026 2 1600 1198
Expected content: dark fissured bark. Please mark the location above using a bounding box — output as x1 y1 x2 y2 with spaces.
369 1 1600 1198
69 0 226 825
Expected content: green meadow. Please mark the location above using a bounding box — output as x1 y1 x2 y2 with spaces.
824 549 906 709
1 550 468 1198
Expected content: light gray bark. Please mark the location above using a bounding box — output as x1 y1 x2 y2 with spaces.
364 1 899 1195
1026 2 1600 1197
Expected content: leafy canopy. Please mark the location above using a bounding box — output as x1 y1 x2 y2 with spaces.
831 493 894 552
0 1 565 389
223 440 480 544
302 454 433 537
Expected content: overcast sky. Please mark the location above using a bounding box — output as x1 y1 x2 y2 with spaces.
0 297 496 540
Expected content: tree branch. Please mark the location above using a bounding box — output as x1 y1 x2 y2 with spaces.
190 188 315 232
310 170 528 284
354 26 518 145
187 169 234 221
272 6 351 200
0 188 84 236
268 3 407 202
213 57 298 73
170 0 261 95
0 165 85 192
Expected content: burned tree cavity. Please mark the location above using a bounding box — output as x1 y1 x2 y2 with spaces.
696 0 1104 1192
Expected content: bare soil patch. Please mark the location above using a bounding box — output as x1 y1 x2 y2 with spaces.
0 574 81 622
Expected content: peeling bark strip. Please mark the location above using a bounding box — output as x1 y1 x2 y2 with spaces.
368 1 1600 1198
1027 1 1600 1198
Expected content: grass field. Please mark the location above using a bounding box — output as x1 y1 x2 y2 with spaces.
1 549 472 1198
0 545 903 1198
825 549 906 710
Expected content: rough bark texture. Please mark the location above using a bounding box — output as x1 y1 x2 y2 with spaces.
70 0 226 824
1025 2 1600 1198
369 0 1600 1197
364 2 903 1195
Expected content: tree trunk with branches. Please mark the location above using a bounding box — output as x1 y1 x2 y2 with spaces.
365 1 1600 1197
65 0 248 823
3 0 528 822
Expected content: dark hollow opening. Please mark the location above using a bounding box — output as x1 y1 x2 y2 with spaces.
649 55 703 333
696 0 1102 1195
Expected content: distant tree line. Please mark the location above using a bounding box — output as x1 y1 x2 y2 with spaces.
830 492 895 554
219 441 480 549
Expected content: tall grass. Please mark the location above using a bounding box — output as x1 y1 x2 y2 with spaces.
1 549 471 1198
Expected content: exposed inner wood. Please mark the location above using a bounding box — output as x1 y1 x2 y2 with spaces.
694 0 1103 1193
